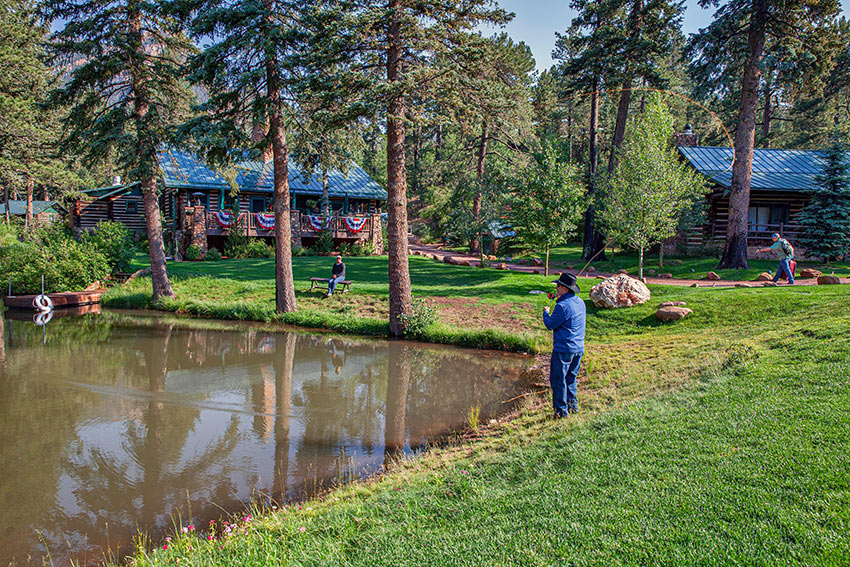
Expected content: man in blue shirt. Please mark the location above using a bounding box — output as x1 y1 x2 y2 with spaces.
543 272 586 418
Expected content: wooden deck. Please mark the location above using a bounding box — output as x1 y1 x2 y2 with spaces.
3 290 105 310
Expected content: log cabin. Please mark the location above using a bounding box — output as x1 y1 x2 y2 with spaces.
0 200 64 227
69 182 148 235
677 145 822 249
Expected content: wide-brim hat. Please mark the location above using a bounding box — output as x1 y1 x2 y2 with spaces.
552 272 580 294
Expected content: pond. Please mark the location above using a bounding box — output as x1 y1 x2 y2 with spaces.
0 309 534 567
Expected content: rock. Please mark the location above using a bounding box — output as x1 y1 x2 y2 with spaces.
756 272 772 281
589 274 651 309
531 258 544 267
617 269 628 274
495 262 507 270
656 306 692 321
735 283 753 288
443 256 452 264
690 283 699 288
763 281 778 287
586 265 596 272
647 269 657 275
85 281 105 291
126 267 151 282
596 275 606 279
659 273 673 279
818 275 841 285
517 259 528 265
460 260 471 267
705 271 721 281
799 268 822 279
659 301 687 307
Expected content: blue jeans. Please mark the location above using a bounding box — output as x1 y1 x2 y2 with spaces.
773 258 795 284
328 275 345 294
550 351 582 416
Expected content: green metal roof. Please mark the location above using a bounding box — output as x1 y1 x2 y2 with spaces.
0 200 62 215
80 182 142 199
157 148 388 201
678 146 829 192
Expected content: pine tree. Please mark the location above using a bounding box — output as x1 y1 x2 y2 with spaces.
686 0 842 270
175 0 310 314
46 0 193 299
796 135 850 263
308 0 509 336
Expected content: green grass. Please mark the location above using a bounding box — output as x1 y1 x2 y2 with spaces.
512 244 850 281
119 283 850 567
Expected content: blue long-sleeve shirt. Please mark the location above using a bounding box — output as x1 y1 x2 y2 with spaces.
543 292 586 353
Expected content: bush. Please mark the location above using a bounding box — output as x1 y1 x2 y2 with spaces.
314 230 334 255
223 211 249 257
338 242 351 255
80 221 134 273
205 247 222 261
242 240 274 258
0 220 22 248
186 244 202 261
1 226 110 294
400 296 438 339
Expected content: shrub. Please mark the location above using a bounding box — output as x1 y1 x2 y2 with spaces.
362 242 375 256
80 220 134 273
314 229 334 255
400 296 438 339
205 247 222 261
1 226 110 294
349 242 365 256
338 242 351 255
186 244 202 261
0 220 22 248
242 239 274 258
223 212 249 257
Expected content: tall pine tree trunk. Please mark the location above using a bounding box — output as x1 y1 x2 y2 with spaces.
608 73 633 176
582 76 606 261
471 120 487 255
321 166 329 216
265 48 297 314
386 1 412 337
384 342 410 463
435 122 443 161
128 3 174 300
717 0 766 270
761 72 772 148
25 175 33 230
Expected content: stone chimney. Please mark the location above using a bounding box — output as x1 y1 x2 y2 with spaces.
674 124 698 147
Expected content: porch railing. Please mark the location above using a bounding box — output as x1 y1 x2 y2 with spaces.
204 211 375 238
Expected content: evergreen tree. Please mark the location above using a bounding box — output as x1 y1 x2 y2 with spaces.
686 0 842 270
175 0 309 314
46 0 194 299
308 0 509 336
796 135 850 263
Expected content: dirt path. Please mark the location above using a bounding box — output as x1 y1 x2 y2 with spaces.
408 244 850 287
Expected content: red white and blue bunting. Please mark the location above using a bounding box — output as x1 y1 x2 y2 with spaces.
343 216 368 233
255 213 275 230
215 210 238 228
307 215 332 231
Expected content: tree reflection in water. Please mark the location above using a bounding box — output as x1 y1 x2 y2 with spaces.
0 311 531 566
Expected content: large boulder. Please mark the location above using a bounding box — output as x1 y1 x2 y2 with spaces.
590 274 651 309
756 272 772 281
705 271 721 281
818 275 841 285
799 268 822 279
656 306 692 321
495 262 507 270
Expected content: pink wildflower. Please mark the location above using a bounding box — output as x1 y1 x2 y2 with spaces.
298 526 306 533
207 535 214 541
162 544 168 550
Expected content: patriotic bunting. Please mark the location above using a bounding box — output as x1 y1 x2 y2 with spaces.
215 210 238 228
343 216 368 233
255 213 275 230
307 215 332 231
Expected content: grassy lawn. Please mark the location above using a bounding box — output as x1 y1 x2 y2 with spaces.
511 244 850 281
116 276 849 567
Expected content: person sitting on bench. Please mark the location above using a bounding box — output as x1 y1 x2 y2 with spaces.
328 256 346 296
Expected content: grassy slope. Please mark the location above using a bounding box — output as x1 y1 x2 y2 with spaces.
504 244 850 281
120 280 849 567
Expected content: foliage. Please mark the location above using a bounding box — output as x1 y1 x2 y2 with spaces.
204 247 222 261
185 245 202 261
1 224 110 294
399 297 438 340
0 218 22 248
313 230 334 255
80 221 134 274
225 239 274 259
601 96 706 278
510 142 585 275
796 134 850 262
223 216 249 258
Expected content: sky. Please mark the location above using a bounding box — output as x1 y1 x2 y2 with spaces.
487 0 850 73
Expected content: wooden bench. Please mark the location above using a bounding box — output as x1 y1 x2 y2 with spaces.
309 277 351 293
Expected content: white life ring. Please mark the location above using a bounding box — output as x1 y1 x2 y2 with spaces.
33 310 53 326
33 294 54 312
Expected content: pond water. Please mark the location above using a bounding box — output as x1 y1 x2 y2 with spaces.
0 309 533 567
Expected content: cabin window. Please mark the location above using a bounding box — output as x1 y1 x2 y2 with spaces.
748 204 789 231
220 191 239 212
126 200 138 214
250 197 271 213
